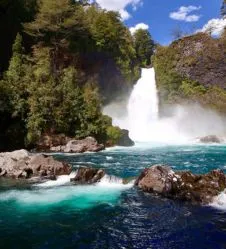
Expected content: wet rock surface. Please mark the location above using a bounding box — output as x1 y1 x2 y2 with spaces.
0 149 72 180
70 167 105 184
136 165 226 204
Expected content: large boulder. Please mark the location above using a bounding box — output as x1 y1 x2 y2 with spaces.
198 135 222 144
135 165 179 195
136 165 226 204
51 137 105 153
0 150 72 179
116 129 135 147
36 134 71 151
70 167 105 184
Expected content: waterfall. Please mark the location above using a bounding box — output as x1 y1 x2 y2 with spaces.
103 68 226 144
127 68 159 141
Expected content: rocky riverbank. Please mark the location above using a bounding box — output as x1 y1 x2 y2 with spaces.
0 149 71 180
36 133 134 153
1 150 226 206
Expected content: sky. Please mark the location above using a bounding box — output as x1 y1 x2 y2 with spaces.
92 0 225 45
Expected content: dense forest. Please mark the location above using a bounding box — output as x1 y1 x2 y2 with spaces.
0 0 225 152
0 0 154 151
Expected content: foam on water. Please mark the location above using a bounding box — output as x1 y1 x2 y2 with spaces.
36 171 77 188
0 173 133 210
210 190 226 211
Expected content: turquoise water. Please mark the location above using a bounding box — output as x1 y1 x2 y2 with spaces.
0 144 226 249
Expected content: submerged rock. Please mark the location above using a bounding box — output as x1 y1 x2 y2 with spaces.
136 165 226 204
198 135 223 144
0 149 72 180
70 167 105 184
50 137 105 153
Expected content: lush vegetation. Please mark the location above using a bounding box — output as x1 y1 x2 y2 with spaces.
153 30 226 114
0 0 154 151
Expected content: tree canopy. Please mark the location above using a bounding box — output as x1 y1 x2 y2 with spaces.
0 0 155 151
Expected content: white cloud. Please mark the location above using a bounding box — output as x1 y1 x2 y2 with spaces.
94 0 143 20
197 18 226 36
129 23 149 35
169 5 202 22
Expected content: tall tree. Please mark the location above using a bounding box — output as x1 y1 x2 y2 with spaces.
133 29 155 67
5 33 28 119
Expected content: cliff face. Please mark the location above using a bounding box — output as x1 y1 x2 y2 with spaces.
153 32 226 113
173 33 226 88
78 52 137 104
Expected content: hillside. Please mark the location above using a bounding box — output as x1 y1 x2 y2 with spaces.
153 31 226 114
0 0 154 151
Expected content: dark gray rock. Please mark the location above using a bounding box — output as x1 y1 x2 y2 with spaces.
198 135 222 144
117 129 135 147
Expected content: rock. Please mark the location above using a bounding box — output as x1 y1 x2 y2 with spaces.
136 165 226 204
37 135 105 153
29 154 72 176
116 129 135 147
36 134 71 151
198 135 222 144
0 149 72 180
70 167 105 184
135 165 179 194
63 137 105 153
50 145 66 152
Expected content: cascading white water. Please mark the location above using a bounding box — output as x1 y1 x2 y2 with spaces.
127 68 159 142
104 67 226 144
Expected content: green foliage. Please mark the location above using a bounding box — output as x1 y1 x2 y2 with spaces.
4 33 28 119
85 6 138 81
106 126 122 145
1 1 145 150
133 29 155 67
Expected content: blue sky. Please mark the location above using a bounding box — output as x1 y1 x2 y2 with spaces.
125 0 223 44
93 0 225 45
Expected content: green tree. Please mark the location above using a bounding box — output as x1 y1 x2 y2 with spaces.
55 67 83 136
5 33 28 119
133 29 155 67
26 46 58 143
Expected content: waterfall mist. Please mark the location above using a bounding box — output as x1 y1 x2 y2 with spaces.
103 68 226 144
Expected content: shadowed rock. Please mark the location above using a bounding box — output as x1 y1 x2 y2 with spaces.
136 165 226 204
117 129 135 147
198 135 222 144
70 167 105 184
